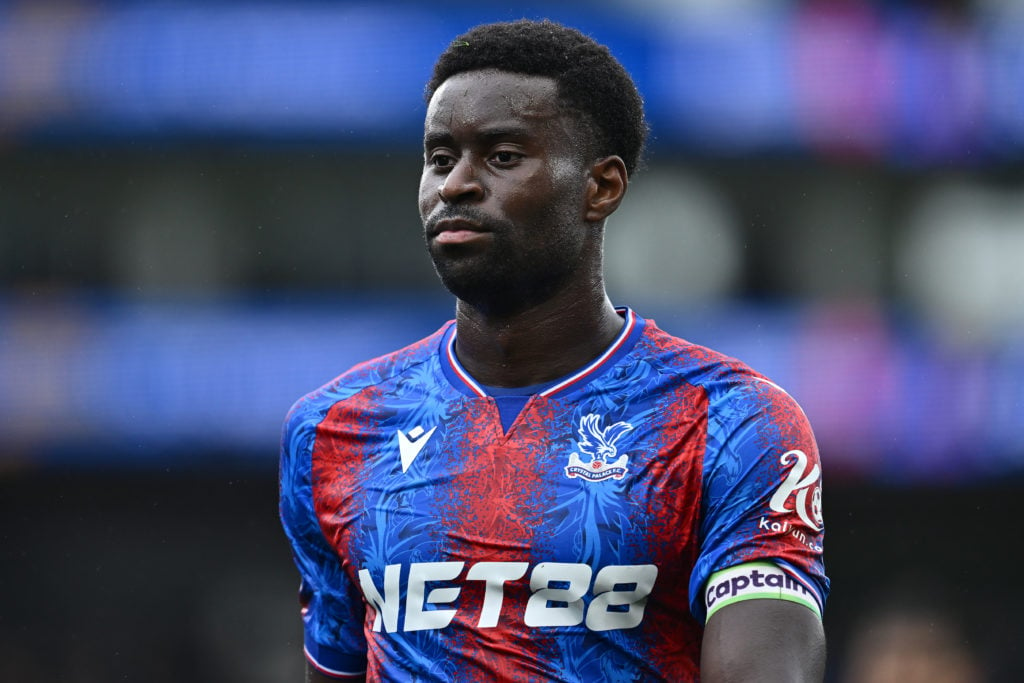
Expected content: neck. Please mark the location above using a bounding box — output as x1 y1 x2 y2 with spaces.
452 285 624 388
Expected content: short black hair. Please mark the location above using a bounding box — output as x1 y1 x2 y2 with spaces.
425 19 648 177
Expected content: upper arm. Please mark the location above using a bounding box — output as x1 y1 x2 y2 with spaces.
690 377 829 622
692 378 829 678
307 664 366 683
280 402 368 678
701 599 826 682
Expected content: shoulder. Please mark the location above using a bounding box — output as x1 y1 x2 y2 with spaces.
635 319 812 443
284 322 452 435
635 320 782 400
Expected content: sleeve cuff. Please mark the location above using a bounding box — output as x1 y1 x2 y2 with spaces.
303 631 367 679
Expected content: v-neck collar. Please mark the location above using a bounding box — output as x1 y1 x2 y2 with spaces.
440 307 644 399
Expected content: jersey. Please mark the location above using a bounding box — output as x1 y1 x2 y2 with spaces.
280 308 829 681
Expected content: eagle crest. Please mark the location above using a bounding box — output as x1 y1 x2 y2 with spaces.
565 414 634 481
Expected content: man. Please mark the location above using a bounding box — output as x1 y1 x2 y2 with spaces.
281 19 828 682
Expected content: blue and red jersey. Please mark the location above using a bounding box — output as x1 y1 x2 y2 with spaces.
280 309 829 681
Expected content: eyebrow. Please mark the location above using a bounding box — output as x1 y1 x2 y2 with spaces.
423 126 533 149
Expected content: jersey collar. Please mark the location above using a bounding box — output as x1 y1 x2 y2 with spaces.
440 307 644 399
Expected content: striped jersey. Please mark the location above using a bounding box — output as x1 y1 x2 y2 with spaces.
280 308 829 681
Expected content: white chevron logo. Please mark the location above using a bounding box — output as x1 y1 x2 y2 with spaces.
397 425 436 472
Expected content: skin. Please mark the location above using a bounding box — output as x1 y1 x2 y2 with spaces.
702 599 827 682
308 68 825 681
418 69 626 386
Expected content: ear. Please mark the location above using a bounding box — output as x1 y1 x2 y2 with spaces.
584 155 628 223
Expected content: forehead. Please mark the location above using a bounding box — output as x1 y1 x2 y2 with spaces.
424 70 566 137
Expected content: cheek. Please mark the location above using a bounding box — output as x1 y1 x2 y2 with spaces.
530 173 585 225
540 160 587 211
513 167 573 215
418 176 437 218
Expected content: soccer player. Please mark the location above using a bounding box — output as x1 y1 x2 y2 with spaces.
281 19 828 682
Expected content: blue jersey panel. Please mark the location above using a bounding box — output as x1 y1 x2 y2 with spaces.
280 310 829 680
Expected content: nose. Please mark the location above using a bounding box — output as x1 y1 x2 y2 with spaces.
438 157 484 204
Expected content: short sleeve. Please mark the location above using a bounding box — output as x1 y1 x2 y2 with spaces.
280 400 368 678
688 377 829 623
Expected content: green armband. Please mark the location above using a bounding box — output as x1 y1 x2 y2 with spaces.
704 562 821 622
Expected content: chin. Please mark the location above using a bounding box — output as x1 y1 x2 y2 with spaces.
434 262 503 304
437 266 568 318
429 241 577 313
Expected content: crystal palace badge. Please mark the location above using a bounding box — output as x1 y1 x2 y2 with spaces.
565 414 634 482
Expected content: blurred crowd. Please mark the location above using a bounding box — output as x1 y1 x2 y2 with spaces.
1 1 1022 681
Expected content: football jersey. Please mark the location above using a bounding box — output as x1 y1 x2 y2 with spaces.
280 308 829 681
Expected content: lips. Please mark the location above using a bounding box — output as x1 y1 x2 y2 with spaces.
428 216 490 245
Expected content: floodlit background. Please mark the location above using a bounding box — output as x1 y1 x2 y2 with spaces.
2 1 1022 681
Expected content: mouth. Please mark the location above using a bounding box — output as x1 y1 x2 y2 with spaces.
428 216 489 245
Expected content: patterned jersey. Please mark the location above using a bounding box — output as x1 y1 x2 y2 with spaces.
280 309 829 681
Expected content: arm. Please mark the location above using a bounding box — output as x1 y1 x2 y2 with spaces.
281 400 368 683
307 665 366 683
694 377 829 680
701 599 825 683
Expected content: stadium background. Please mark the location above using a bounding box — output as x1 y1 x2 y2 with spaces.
1 0 1022 680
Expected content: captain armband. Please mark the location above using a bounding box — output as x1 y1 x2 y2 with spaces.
704 562 821 622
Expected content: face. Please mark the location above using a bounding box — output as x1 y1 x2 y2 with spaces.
419 70 594 315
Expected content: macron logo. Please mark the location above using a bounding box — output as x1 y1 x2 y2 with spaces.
397 425 436 472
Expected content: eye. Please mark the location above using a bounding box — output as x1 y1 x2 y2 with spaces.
428 152 456 170
490 150 523 165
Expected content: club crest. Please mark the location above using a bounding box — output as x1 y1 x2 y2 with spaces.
565 414 633 482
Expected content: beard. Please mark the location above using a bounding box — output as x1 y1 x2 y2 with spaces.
424 207 585 317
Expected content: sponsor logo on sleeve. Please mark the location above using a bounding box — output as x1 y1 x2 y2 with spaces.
768 449 823 531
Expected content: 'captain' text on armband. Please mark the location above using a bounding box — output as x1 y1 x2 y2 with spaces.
704 562 822 621
357 561 658 633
